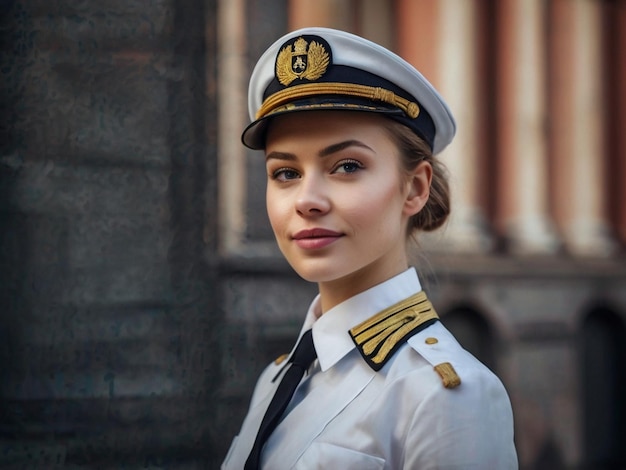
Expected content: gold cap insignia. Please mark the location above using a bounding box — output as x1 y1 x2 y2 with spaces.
276 36 330 86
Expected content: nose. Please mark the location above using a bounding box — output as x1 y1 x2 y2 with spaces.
295 174 330 216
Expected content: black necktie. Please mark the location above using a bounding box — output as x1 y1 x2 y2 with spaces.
245 329 317 470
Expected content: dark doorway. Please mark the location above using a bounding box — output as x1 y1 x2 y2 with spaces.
580 306 626 469
441 306 496 371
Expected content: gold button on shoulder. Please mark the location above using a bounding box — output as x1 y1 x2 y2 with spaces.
425 337 438 345
274 354 288 365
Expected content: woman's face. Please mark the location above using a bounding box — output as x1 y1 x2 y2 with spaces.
265 111 428 295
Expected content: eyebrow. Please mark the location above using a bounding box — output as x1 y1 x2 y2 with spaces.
266 139 374 162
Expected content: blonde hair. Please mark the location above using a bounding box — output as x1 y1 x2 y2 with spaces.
382 119 451 235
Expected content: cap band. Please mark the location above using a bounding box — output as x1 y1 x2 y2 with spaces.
256 82 421 120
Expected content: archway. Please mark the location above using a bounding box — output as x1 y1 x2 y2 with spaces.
441 306 496 371
580 306 626 469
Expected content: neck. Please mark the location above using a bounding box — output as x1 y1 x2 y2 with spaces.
317 257 409 314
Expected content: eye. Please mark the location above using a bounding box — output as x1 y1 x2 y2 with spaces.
332 159 364 174
271 167 301 182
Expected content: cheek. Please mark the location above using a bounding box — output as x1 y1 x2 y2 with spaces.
266 190 287 232
363 177 404 210
341 181 404 227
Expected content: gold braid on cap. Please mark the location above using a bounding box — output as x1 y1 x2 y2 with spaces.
256 82 421 120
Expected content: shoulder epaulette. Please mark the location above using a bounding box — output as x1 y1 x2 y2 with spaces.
349 291 439 371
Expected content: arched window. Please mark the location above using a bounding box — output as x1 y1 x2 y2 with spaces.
441 306 496 371
580 307 626 469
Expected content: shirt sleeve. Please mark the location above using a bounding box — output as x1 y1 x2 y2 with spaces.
403 366 518 469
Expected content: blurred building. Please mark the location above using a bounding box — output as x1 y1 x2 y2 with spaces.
218 1 626 469
0 0 625 469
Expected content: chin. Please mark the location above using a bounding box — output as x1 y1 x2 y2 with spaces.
291 267 337 283
287 259 358 284
286 260 338 283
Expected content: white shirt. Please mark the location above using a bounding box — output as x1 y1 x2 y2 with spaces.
222 268 518 469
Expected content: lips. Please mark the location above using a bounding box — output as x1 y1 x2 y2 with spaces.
293 228 343 239
292 228 344 249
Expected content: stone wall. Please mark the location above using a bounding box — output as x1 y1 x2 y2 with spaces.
0 0 221 467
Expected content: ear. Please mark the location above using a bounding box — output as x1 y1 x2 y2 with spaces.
403 161 432 217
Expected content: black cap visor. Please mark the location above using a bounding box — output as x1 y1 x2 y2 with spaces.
241 95 427 150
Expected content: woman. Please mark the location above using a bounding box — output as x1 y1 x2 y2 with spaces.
222 27 518 469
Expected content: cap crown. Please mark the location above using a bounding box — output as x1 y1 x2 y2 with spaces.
243 27 456 154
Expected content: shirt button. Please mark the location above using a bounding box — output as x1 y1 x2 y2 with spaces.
425 337 438 345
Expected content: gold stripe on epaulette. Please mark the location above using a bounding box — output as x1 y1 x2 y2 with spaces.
349 291 439 371
434 362 461 389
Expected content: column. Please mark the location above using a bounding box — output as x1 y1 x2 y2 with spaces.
217 0 247 254
496 0 560 254
398 0 493 252
613 3 626 247
436 0 494 252
358 0 394 49
396 0 438 80
288 0 352 30
550 0 617 256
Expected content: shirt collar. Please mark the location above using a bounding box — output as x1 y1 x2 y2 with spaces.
299 268 423 372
